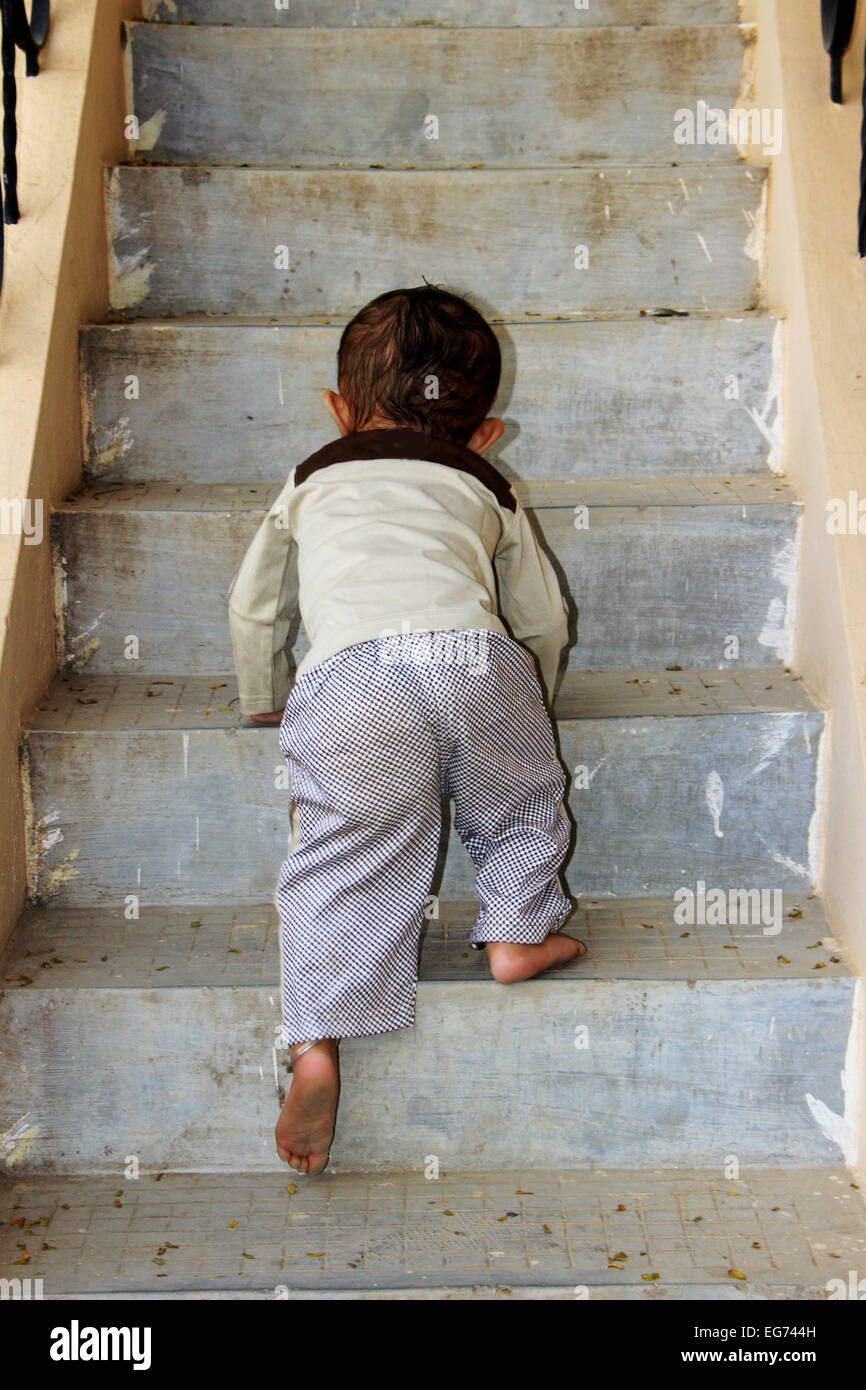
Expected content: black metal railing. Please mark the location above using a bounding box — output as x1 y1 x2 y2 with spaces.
1 0 49 300
822 0 857 102
820 0 866 255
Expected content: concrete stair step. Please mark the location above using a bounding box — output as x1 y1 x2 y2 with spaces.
23 668 823 905
53 476 799 675
80 315 781 484
3 1165 862 1298
146 1 743 29
125 23 752 168
3 1164 865 1304
0 897 854 1173
106 165 766 319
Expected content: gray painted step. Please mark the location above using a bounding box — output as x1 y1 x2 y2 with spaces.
106 166 766 319
125 24 752 168
144 1 742 29
3 1167 863 1298
52 478 800 675
22 669 823 905
80 316 782 484
0 899 853 1173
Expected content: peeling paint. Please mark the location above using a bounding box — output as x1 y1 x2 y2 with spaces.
705 771 724 838
133 109 167 154
755 517 801 665
746 711 801 780
743 179 768 291
91 416 134 474
805 981 861 1165
757 595 790 662
1 1115 40 1168
763 844 811 881
695 232 713 264
65 634 101 672
808 722 826 886
746 318 783 473
111 253 155 312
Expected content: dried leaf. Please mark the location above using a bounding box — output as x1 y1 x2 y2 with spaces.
728 1269 747 1281
641 1272 660 1282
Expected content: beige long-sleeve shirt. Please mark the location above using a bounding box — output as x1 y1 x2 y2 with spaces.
228 428 569 715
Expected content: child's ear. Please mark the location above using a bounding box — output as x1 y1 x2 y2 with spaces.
467 417 505 455
321 389 355 437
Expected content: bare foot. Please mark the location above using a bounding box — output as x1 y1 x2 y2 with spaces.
251 708 285 725
275 1039 340 1175
485 933 586 985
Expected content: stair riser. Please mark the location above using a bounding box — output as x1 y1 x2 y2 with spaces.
126 25 752 168
1 978 852 1172
144 1 742 28
25 710 823 906
107 167 765 319
54 502 799 674
81 318 780 484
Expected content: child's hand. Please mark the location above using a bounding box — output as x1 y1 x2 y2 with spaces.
250 708 285 725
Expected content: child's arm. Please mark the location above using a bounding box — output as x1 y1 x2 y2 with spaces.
228 471 299 718
494 500 569 703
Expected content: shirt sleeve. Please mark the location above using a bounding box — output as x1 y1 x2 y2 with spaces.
493 499 569 703
227 470 299 716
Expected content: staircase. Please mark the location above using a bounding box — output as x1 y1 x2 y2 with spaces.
2 1 865 1299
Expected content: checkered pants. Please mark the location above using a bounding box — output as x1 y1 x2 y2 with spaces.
275 629 571 1044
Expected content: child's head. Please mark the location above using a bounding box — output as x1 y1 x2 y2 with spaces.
323 284 504 453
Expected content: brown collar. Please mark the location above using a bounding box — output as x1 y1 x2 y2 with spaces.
293 428 516 512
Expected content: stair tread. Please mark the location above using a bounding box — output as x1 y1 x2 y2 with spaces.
26 667 821 732
106 164 766 319
2 1166 863 1296
151 1 742 30
60 475 798 514
3 896 849 990
125 22 752 168
82 316 781 484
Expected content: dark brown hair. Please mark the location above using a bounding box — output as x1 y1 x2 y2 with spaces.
336 284 501 443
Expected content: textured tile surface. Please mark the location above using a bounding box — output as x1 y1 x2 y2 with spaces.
26 667 819 731
2 1167 863 1296
2 896 849 990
